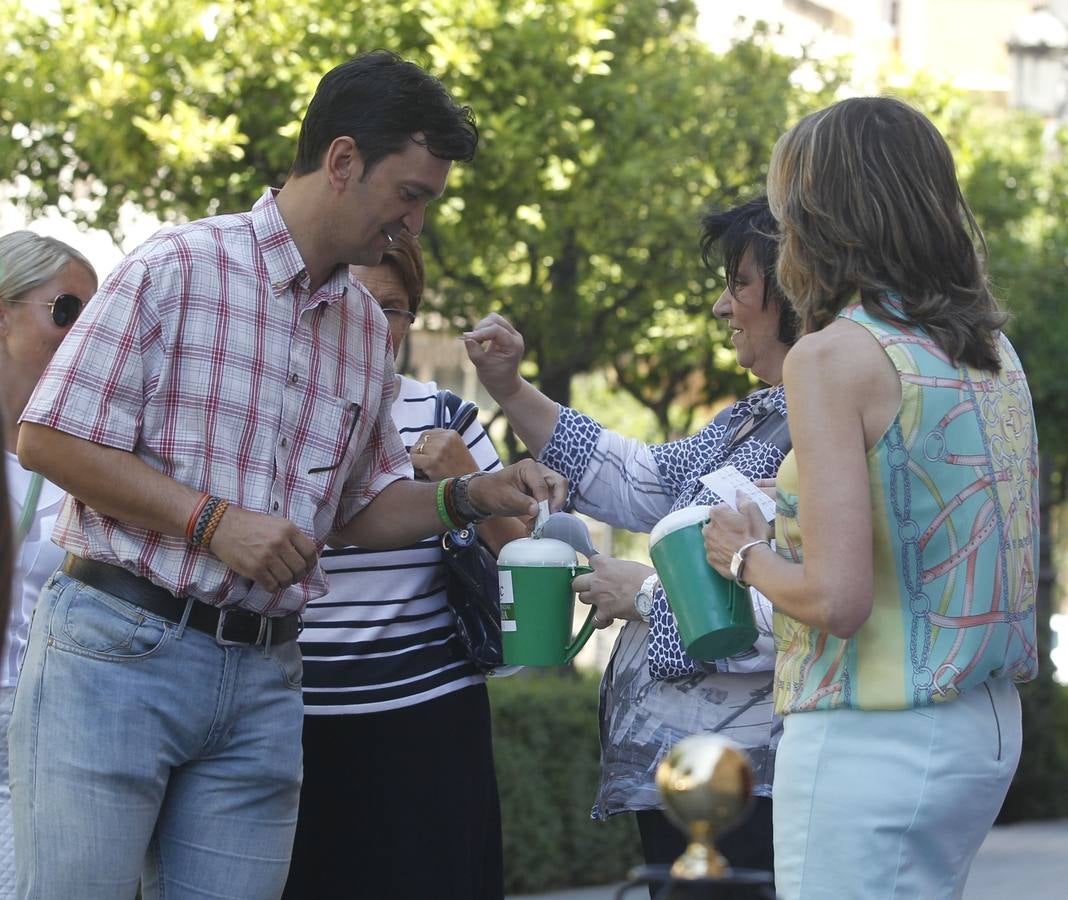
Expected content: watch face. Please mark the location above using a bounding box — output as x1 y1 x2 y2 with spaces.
635 586 655 617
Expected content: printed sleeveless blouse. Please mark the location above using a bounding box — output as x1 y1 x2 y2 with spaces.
773 301 1039 714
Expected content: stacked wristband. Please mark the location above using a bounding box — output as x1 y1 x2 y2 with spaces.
188 494 231 549
435 473 492 532
436 479 461 532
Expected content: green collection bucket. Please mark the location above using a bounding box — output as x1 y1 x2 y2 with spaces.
649 506 757 660
497 537 595 667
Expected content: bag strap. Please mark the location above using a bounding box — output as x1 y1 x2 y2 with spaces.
434 389 478 434
434 390 483 543
15 472 44 546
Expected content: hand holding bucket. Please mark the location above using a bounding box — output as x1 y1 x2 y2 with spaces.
649 506 758 660
497 537 595 666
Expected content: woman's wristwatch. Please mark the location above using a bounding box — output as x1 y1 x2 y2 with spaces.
633 573 659 621
730 539 772 587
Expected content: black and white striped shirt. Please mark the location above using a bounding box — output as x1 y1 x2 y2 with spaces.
298 377 503 715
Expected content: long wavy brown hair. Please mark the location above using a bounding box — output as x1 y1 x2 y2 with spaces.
767 96 1006 371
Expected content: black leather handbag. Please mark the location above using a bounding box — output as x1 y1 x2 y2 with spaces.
434 390 504 673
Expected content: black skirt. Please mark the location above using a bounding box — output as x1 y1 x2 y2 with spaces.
283 683 503 900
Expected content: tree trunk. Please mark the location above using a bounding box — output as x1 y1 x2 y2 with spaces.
538 369 572 409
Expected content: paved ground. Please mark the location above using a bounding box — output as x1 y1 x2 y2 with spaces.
507 818 1068 900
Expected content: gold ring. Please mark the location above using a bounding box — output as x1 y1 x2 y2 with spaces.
415 436 428 454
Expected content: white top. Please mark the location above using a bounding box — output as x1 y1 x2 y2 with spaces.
298 377 504 715
4 451 66 687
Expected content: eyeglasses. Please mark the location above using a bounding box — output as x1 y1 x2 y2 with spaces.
7 293 83 328
381 307 416 324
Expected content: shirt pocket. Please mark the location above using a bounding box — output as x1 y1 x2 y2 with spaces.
299 394 364 523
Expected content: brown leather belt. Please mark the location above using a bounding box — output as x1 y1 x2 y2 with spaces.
63 554 301 646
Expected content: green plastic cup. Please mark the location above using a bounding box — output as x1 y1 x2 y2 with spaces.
497 537 595 667
649 506 757 660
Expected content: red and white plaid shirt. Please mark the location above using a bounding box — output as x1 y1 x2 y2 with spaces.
22 189 411 615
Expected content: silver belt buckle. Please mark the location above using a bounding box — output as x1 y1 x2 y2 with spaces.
215 608 267 646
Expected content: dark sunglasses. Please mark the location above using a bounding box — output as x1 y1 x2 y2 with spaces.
8 292 83 327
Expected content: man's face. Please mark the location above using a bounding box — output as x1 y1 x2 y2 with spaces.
344 137 452 266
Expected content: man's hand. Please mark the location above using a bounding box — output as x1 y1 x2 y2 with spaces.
468 458 567 519
463 313 525 400
210 506 319 594
571 555 654 628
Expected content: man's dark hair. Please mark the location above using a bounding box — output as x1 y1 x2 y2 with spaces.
292 50 478 177
700 194 799 346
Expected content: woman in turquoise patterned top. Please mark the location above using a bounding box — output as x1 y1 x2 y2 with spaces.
704 97 1038 899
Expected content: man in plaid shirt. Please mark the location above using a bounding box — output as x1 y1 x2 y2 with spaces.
10 51 563 900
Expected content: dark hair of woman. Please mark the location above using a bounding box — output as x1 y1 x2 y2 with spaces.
700 194 800 346
767 96 1006 372
379 231 426 316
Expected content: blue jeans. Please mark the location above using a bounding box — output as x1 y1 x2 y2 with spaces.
8 572 304 900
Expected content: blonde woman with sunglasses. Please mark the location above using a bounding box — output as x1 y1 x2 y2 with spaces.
0 229 96 896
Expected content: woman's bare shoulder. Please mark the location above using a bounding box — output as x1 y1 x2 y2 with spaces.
786 319 889 378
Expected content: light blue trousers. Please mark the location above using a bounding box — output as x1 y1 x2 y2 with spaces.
773 678 1022 900
8 572 304 900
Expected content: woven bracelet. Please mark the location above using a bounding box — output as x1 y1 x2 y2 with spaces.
200 499 230 550
185 493 211 543
190 496 222 547
436 479 461 532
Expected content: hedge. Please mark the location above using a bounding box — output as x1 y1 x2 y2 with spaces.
489 670 1068 894
998 677 1068 822
489 671 643 894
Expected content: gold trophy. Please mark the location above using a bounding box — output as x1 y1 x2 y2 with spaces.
654 734 755 880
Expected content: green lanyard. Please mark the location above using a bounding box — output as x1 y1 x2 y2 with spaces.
15 472 44 545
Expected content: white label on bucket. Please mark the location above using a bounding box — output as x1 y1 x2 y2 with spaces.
499 570 517 631
700 465 776 522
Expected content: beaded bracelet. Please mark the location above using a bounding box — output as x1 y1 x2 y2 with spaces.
200 499 231 550
436 479 461 532
185 493 211 543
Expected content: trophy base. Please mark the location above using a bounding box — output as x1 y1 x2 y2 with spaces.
615 864 776 900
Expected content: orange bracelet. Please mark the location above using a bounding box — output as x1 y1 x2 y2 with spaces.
185 493 211 543
200 500 231 550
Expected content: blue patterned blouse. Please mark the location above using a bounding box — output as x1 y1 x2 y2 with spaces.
538 387 791 815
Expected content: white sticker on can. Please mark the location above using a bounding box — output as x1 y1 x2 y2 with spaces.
499 569 517 631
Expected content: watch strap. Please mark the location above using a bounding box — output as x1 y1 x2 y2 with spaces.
634 573 658 620
732 539 771 586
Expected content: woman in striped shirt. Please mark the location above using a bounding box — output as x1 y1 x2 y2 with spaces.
284 233 524 900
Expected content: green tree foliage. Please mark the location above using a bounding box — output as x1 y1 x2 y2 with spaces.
1 0 839 425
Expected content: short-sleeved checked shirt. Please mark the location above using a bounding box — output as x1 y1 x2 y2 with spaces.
21 189 411 615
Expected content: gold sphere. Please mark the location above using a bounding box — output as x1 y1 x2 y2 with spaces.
654 734 754 879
